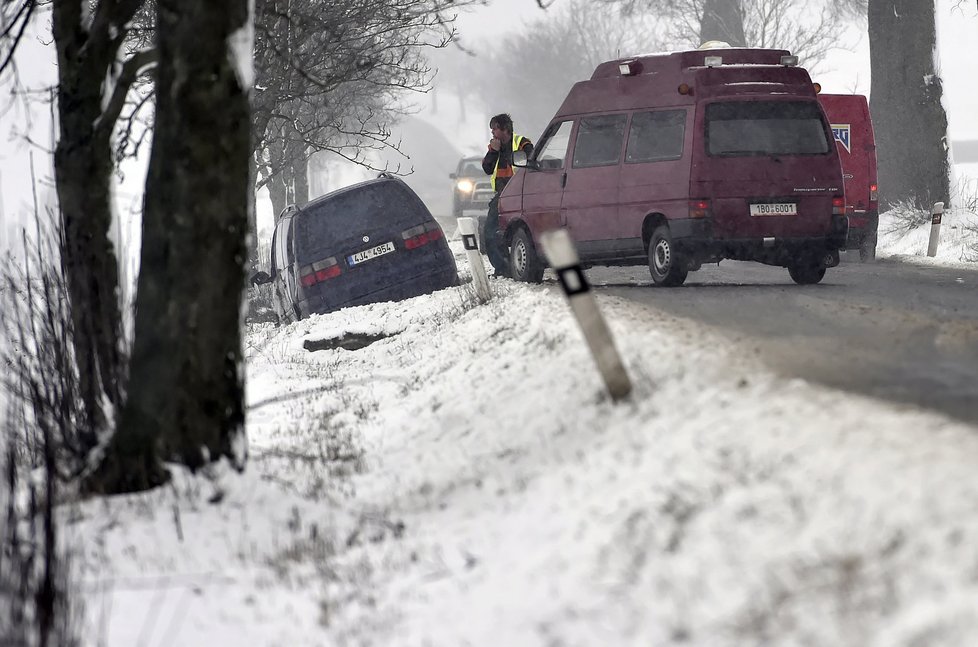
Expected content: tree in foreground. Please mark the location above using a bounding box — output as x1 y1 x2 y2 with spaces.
87 0 252 493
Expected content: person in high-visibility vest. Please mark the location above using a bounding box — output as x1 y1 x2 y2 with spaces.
481 113 533 277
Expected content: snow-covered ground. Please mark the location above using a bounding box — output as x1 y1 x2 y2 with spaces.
65 206 978 647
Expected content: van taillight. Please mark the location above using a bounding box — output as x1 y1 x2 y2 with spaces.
402 222 444 249
300 257 341 287
689 199 710 218
869 184 878 203
832 197 845 215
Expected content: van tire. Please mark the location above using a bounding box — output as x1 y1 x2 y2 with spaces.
648 225 688 287
787 261 826 285
509 228 545 283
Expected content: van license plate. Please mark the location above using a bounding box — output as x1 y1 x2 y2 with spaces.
750 203 797 216
348 241 396 266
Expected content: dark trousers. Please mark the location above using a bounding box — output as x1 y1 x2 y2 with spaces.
484 194 508 273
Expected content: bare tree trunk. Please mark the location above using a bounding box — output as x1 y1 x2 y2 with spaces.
51 1 129 448
92 0 251 493
287 138 309 205
700 0 746 46
868 0 949 209
266 173 289 221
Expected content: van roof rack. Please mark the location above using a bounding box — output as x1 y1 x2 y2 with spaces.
590 47 791 80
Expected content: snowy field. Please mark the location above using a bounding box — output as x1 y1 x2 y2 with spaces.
66 206 978 647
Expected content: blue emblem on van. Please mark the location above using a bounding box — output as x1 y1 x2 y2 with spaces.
831 124 851 153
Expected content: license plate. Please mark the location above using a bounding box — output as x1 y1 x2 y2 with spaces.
348 241 395 266
750 202 797 216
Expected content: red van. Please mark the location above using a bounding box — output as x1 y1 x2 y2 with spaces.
817 93 879 261
497 47 848 286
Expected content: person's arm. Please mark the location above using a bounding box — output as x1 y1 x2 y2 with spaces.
482 145 499 175
521 141 534 159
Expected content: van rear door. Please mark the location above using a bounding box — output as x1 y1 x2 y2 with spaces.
819 94 877 226
693 99 842 240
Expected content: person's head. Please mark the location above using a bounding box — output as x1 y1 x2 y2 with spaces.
490 113 513 142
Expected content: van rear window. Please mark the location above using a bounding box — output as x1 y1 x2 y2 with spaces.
706 101 830 157
296 181 425 260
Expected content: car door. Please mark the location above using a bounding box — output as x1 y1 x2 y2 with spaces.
561 113 627 260
271 214 299 322
519 119 574 235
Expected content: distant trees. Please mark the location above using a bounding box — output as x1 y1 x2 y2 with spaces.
252 0 480 226
868 0 949 208
453 0 663 140
604 0 841 71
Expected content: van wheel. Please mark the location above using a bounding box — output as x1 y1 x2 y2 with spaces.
509 228 545 283
648 225 688 287
788 261 826 285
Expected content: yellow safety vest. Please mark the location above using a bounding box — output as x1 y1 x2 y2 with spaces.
490 134 525 192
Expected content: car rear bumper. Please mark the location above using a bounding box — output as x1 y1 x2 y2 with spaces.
297 265 459 317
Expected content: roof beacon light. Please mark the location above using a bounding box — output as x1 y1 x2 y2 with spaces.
780 55 799 67
618 60 638 76
704 55 722 67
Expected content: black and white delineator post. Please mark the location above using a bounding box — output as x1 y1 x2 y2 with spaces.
456 216 491 301
927 201 944 258
540 228 632 402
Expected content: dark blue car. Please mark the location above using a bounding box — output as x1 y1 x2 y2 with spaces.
253 177 458 323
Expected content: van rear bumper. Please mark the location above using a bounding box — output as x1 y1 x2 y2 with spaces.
674 214 848 265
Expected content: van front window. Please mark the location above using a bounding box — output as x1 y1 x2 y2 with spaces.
705 101 830 157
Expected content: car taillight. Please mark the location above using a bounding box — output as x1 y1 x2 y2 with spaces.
689 199 710 218
299 257 341 287
402 222 444 250
832 196 846 215
869 184 878 203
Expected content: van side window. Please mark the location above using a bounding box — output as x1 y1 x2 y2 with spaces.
534 120 573 170
572 114 627 168
625 110 686 163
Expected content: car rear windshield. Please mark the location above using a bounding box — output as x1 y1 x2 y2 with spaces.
296 181 427 261
706 101 830 157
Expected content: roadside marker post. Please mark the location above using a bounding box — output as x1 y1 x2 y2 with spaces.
457 216 491 301
540 228 632 402
927 201 944 258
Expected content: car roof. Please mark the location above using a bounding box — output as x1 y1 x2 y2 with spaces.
299 175 408 212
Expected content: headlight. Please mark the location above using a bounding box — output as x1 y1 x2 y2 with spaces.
455 179 474 193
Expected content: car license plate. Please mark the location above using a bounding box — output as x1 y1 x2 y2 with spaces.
348 241 395 266
750 202 797 216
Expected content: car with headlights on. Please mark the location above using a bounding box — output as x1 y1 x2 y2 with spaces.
449 155 495 246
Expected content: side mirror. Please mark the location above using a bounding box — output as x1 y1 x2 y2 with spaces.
250 270 272 287
512 150 538 170
449 172 457 179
